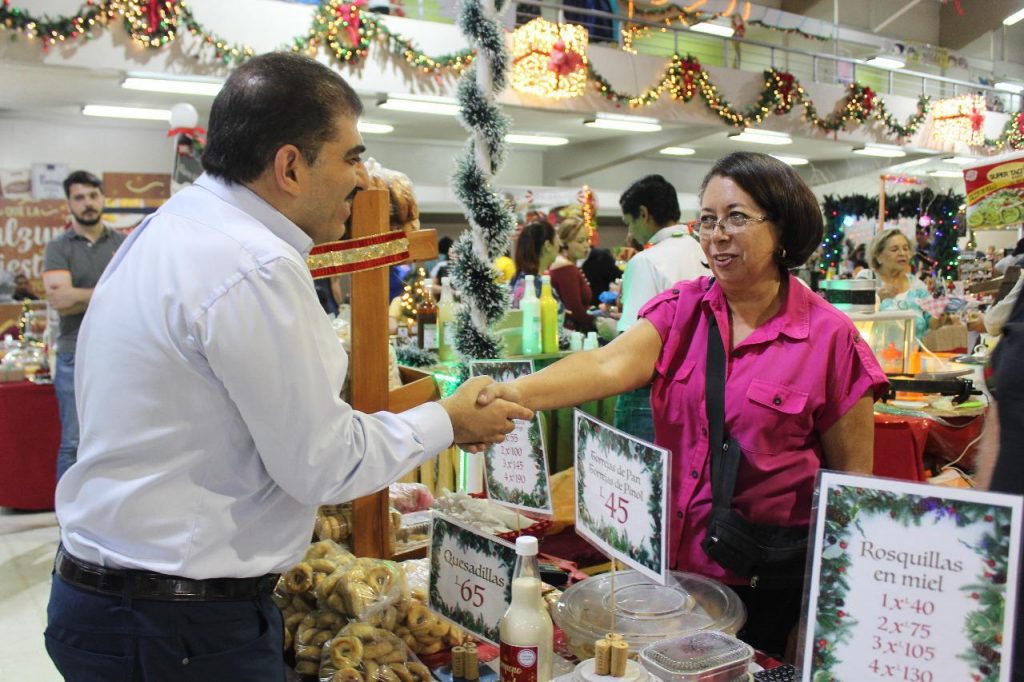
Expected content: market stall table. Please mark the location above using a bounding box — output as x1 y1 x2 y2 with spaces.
0 380 58 509
872 408 985 483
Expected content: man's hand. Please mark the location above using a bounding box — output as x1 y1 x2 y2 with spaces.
441 376 533 451
475 380 524 409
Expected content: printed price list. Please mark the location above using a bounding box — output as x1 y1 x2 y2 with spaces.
866 594 937 681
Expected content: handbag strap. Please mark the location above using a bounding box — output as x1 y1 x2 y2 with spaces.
705 310 741 510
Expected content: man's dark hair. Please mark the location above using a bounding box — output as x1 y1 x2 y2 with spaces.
438 236 454 258
698 152 823 269
619 174 681 227
202 52 364 184
1013 238 1024 257
62 170 102 198
515 220 556 276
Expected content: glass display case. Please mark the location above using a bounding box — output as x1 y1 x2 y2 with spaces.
847 311 917 374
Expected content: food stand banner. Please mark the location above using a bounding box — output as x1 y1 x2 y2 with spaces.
801 472 1022 682
965 151 1024 230
428 513 516 645
574 411 670 585
0 199 67 291
470 360 553 516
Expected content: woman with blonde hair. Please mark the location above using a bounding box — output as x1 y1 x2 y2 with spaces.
868 228 934 338
550 217 595 332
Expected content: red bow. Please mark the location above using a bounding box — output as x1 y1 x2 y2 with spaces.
548 40 583 77
862 86 876 111
146 0 170 35
167 126 207 143
970 107 985 133
337 0 367 46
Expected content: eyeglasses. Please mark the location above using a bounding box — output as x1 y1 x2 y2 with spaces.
698 213 769 236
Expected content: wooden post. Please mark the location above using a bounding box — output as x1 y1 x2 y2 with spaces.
343 189 440 559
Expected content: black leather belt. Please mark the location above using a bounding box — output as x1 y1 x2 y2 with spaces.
54 546 280 602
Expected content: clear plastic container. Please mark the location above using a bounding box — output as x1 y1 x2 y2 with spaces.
640 632 753 682
552 571 745 660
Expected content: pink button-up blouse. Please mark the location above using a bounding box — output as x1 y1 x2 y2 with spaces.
639 275 888 585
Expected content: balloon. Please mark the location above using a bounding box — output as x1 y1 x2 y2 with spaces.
169 102 199 129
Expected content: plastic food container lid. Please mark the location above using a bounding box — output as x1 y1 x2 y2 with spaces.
553 571 745 654
640 632 753 682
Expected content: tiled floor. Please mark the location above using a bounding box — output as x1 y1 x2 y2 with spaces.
0 508 62 680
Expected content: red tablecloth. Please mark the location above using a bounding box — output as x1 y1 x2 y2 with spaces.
872 412 985 483
0 381 58 509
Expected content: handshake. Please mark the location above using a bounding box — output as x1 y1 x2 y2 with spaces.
439 377 530 453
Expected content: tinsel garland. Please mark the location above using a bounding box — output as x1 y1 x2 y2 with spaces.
448 0 517 365
812 485 1011 681
394 344 439 368
821 190 963 280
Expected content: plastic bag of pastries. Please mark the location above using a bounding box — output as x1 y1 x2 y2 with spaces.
316 555 406 622
393 560 465 655
294 608 350 676
318 623 434 682
273 575 317 652
282 540 356 597
315 504 353 544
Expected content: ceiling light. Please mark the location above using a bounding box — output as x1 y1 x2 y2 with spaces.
728 128 792 145
943 155 977 165
583 113 661 133
852 144 906 158
770 154 809 166
929 170 964 178
995 81 1024 94
505 133 569 146
1004 7 1024 25
357 121 394 134
82 104 171 121
659 146 696 156
689 20 734 37
377 94 460 116
866 54 906 69
121 76 222 97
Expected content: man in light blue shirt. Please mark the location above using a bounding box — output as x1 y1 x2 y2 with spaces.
45 52 530 681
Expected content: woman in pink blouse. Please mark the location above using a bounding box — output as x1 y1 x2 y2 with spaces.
478 152 888 659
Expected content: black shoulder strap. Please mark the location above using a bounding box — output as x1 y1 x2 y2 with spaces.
705 311 741 510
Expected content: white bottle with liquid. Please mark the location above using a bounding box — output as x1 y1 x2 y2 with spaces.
520 275 542 356
500 536 553 682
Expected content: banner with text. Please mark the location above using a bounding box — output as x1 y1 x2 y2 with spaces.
574 411 670 585
428 513 517 645
802 472 1022 682
965 152 1024 230
0 199 67 292
470 359 552 516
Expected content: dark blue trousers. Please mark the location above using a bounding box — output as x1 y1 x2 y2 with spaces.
45 573 285 681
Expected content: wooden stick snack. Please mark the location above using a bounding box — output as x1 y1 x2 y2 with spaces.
452 645 466 680
609 640 629 677
594 638 612 675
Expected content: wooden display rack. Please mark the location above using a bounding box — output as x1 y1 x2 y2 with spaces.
344 188 440 559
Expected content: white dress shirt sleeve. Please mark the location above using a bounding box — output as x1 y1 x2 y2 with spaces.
193 256 454 505
617 255 660 333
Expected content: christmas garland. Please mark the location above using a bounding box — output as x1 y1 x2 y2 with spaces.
821 189 963 279
0 0 470 74
588 56 931 141
812 486 1012 681
447 0 517 364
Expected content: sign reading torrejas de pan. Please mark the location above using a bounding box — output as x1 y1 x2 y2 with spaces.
802 472 1022 682
470 360 553 516
574 411 670 585
428 513 517 645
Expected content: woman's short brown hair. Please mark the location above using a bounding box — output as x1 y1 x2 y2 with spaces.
698 152 823 269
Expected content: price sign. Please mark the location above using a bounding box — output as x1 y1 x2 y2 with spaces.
801 473 1023 682
574 411 670 585
470 360 553 516
428 512 517 645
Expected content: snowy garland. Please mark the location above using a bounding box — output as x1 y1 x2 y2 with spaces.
448 0 518 365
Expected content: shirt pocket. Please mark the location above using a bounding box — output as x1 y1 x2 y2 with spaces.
736 378 810 455
658 359 697 425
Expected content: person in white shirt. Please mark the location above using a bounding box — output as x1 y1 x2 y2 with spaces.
46 52 531 682
604 174 709 441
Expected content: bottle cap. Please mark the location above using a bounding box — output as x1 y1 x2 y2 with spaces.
441 276 450 286
525 274 535 283
515 535 539 556
541 274 551 283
